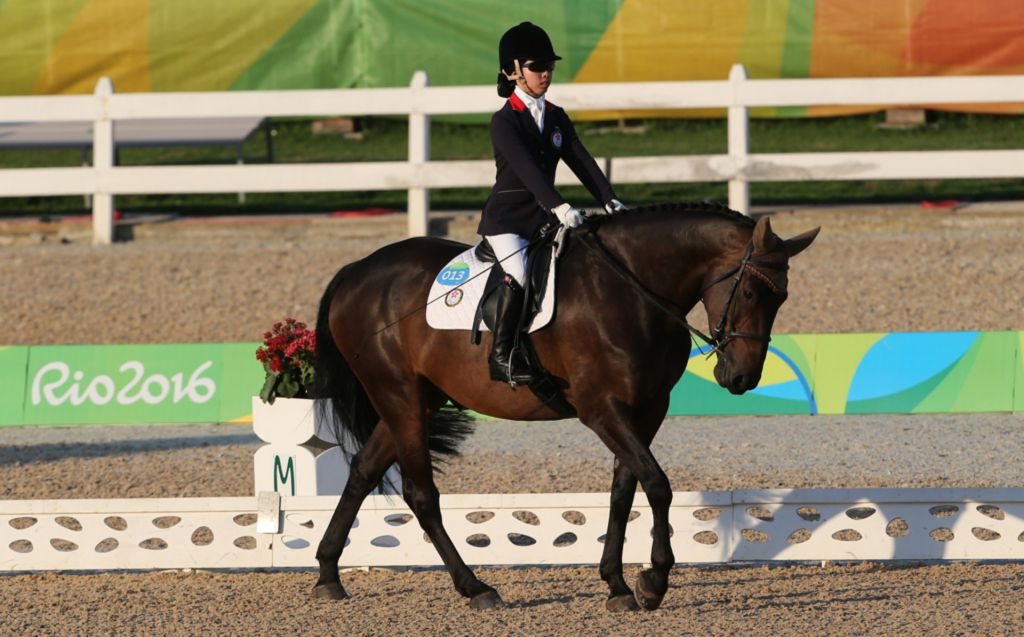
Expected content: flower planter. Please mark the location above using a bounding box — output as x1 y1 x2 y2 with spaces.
252 396 400 497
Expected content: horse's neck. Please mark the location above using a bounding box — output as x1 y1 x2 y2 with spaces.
600 214 744 310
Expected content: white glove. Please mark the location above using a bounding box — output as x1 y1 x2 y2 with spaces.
552 202 586 229
602 198 628 215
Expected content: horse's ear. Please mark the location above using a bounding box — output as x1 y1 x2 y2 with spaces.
752 216 782 253
783 227 821 258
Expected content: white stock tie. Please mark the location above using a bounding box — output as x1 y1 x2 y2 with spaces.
530 99 545 132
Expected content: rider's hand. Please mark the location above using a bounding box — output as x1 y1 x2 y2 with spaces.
602 198 628 215
552 202 586 229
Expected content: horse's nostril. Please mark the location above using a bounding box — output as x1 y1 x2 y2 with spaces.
733 375 747 390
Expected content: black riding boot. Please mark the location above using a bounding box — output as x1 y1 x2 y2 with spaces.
488 278 537 386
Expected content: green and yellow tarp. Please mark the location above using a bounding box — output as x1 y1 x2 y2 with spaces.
2 0 1022 117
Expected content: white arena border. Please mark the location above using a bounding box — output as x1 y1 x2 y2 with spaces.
3 489 1024 572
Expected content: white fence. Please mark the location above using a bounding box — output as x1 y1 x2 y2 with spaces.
2 66 1024 244
4 488 1024 572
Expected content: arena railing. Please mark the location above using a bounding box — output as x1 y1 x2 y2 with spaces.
4 489 1024 571
1 65 1023 244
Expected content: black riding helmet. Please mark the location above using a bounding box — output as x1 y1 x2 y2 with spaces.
499 21 562 71
497 22 562 96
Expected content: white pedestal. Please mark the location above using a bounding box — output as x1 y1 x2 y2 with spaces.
251 396 400 496
251 396 339 446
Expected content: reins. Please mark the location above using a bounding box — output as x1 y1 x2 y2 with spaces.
575 229 719 351
577 222 787 355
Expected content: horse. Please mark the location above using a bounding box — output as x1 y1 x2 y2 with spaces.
310 201 819 611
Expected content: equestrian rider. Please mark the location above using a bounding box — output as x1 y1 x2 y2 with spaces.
480 21 627 386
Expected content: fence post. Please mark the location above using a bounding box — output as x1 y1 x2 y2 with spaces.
407 71 431 237
727 64 750 216
92 77 115 245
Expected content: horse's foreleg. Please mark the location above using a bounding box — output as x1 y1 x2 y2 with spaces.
312 425 396 600
600 458 641 612
585 406 674 611
392 428 502 610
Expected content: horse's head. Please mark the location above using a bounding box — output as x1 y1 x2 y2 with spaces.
700 216 819 394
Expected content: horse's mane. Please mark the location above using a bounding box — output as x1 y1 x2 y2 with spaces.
601 200 756 229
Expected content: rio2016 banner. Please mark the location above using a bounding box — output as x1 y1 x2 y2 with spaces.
1 0 1022 118
0 343 262 426
0 331 1021 427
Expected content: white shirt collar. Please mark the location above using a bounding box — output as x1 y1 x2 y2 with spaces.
514 86 545 131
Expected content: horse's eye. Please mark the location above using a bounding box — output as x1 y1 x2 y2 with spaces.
743 289 754 300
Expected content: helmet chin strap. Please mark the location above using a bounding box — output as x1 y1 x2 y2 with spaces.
505 59 547 98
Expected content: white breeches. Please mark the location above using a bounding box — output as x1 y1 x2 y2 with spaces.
484 233 529 287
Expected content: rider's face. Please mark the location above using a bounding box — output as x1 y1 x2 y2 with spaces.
518 59 553 98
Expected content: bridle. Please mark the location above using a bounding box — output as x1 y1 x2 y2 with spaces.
577 229 788 355
698 243 789 352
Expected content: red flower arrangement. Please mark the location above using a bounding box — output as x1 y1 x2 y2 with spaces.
256 318 316 404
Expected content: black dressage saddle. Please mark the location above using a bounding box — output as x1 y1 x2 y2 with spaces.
469 229 574 416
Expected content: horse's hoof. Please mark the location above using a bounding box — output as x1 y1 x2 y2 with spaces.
605 593 640 612
634 570 665 611
469 589 504 610
311 581 349 601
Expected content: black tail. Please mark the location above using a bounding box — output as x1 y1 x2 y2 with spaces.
312 264 474 491
312 264 380 460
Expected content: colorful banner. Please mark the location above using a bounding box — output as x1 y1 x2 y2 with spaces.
670 331 1019 415
834 331 1016 414
0 331 1020 426
670 334 819 415
1 0 1021 117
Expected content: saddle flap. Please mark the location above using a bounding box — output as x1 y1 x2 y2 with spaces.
425 239 559 334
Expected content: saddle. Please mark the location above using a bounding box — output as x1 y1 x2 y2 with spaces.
471 227 574 416
424 222 574 416
470 233 555 346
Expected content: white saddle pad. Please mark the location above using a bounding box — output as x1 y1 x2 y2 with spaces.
425 244 556 332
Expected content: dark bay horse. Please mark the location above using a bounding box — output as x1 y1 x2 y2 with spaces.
311 202 819 611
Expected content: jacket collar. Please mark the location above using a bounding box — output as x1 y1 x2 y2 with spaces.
508 89 557 113
509 91 527 112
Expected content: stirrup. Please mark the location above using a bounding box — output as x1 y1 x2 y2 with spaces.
489 349 537 387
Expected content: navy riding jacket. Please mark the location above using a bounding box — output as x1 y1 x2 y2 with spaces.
477 92 617 238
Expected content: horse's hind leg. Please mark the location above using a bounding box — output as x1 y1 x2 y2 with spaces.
390 422 503 610
371 382 500 608
312 424 396 600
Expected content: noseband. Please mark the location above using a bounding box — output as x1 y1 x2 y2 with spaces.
578 230 788 355
699 243 788 352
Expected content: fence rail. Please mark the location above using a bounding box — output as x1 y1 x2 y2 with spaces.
2 66 1023 244
4 488 1024 572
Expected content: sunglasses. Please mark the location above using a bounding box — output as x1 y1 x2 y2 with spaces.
522 60 556 73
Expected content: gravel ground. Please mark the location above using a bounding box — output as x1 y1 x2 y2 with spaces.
2 203 1024 635
6 562 1024 636
3 413 1024 499
2 201 1023 346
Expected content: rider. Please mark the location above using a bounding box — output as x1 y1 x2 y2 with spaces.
480 21 627 386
